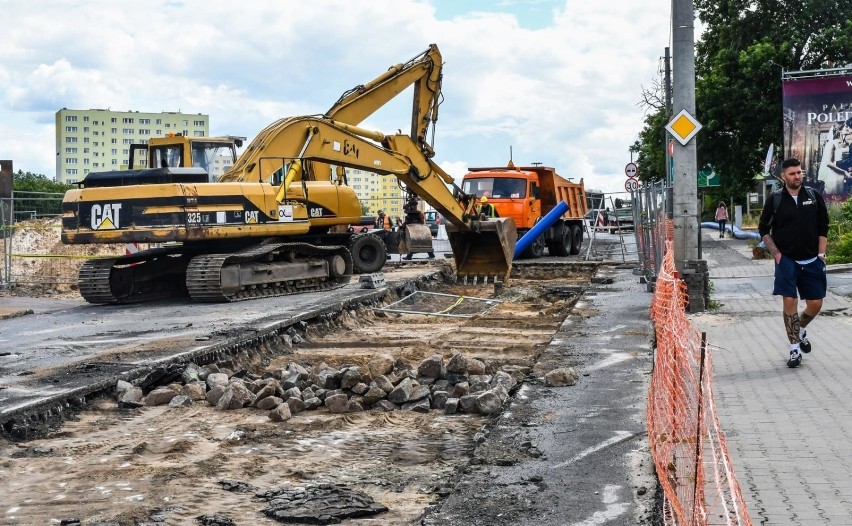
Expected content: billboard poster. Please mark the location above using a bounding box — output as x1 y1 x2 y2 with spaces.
782 72 852 202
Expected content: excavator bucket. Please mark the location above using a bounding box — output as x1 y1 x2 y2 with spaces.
446 218 517 283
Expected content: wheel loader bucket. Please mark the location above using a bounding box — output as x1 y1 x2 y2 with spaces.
446 217 517 283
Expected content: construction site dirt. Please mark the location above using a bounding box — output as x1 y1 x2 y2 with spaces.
1 242 657 525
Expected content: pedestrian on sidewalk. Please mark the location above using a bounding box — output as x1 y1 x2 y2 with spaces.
715 201 728 238
758 158 829 368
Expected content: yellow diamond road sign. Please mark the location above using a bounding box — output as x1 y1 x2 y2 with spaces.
666 109 702 145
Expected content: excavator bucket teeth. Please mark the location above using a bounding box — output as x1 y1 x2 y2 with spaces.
446 218 517 283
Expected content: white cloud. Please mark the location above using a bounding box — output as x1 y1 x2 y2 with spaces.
0 0 670 195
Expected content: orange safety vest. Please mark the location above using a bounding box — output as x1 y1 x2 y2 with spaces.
376 214 391 231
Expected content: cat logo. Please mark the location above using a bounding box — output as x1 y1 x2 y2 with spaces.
245 210 259 224
91 203 122 230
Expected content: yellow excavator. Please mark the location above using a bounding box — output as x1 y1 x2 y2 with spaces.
60 44 517 303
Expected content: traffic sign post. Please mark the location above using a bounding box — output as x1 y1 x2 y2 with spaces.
625 177 639 192
625 162 638 178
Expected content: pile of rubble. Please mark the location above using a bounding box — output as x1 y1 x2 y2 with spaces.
116 352 534 420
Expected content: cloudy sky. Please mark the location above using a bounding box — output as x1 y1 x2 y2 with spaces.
0 0 672 193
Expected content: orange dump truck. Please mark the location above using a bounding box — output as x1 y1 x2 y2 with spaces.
461 164 588 258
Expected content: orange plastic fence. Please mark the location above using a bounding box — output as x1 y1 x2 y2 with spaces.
647 223 752 526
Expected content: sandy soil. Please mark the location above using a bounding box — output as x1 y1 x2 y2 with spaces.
0 268 592 525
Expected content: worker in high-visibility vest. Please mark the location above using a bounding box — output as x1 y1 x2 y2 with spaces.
374 210 391 231
480 196 499 218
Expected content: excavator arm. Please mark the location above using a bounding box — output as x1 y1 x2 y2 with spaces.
222 116 517 280
325 44 443 151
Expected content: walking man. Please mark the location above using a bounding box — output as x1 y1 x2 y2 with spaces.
758 158 829 368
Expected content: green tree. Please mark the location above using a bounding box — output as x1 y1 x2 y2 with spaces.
634 1 852 204
10 170 74 216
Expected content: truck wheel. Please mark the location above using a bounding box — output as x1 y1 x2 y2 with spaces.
348 233 386 273
549 223 572 257
523 234 546 259
568 224 583 255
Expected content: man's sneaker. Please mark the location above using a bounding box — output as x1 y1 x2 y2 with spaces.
787 349 802 368
800 331 811 353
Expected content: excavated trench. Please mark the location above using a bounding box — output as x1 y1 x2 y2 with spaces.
0 264 597 525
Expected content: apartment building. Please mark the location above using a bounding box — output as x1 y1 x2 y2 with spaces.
55 108 209 183
345 168 405 219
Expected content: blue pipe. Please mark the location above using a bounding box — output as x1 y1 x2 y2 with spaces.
700 221 761 240
514 201 570 258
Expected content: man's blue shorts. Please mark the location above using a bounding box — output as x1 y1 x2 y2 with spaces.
773 255 827 300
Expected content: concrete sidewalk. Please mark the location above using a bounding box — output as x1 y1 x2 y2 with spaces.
694 233 852 524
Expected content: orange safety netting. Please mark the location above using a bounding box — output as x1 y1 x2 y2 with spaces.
647 222 752 526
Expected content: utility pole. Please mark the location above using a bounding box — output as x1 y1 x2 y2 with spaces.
671 0 699 270
664 46 673 218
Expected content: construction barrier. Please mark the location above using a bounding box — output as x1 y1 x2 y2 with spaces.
647 222 752 526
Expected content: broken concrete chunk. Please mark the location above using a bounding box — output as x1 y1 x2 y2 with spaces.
544 367 579 387
458 394 479 413
417 354 443 379
431 391 449 409
256 396 283 411
373 375 395 393
115 380 133 396
402 398 431 413
303 397 322 410
145 387 178 406
182 382 207 401
373 400 399 412
340 367 363 389
409 384 431 402
475 389 504 415
206 373 229 390
268 403 292 422
286 396 306 415
387 377 415 404
168 395 192 407
444 398 459 415
446 353 467 373
466 358 486 375
350 382 369 395
368 354 395 378
119 386 144 405
324 393 349 414
363 386 386 405
206 385 225 406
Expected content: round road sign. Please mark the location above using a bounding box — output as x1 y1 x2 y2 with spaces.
625 177 639 192
625 162 638 177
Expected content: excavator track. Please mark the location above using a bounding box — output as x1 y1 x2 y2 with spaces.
186 242 353 302
78 248 190 305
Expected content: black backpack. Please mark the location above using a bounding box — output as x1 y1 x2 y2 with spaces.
765 186 817 228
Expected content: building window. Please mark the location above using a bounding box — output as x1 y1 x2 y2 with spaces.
139 129 150 135
123 117 134 124
83 169 89 175
67 158 78 164
122 149 129 155
66 168 78 175
65 147 77 154
123 139 133 144
93 120 99 125
139 118 151 125
66 137 77 143
65 115 77 122
193 120 205 126
84 159 89 165
65 126 77 132
111 128 117 134
83 137 89 143
93 131 99 136
182 120 188 126
164 123 171 128
111 138 117 144
111 159 118 165
83 127 89 133
83 116 89 122
156 118 162 125
193 131 204 137
156 129 162 135
111 118 117 123
83 148 89 153
123 128 134 134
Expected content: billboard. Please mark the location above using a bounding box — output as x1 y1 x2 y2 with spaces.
782 71 852 202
